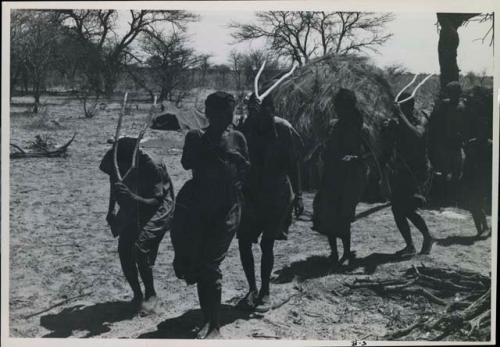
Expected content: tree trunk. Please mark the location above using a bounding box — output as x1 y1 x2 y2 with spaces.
437 13 478 91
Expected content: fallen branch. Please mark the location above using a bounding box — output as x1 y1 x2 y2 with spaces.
399 288 447 306
10 133 77 159
372 267 492 340
23 291 92 319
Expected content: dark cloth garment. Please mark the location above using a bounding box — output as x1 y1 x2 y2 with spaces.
428 98 467 174
461 138 492 209
171 127 249 284
100 150 175 266
383 114 431 211
314 118 370 235
237 116 303 242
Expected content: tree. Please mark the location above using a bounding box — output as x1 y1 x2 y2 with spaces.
212 64 231 87
59 10 198 96
10 10 64 112
436 13 493 90
240 49 281 87
198 54 212 86
229 49 244 91
230 11 394 65
142 30 199 105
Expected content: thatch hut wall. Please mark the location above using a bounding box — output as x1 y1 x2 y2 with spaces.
271 55 397 197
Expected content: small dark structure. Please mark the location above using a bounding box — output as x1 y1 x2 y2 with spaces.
151 113 181 131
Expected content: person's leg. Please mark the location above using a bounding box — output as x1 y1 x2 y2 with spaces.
118 237 143 304
238 238 258 298
328 234 339 264
197 269 222 339
407 210 434 254
339 220 355 264
391 204 416 256
254 238 275 312
197 281 209 329
259 238 275 297
136 252 156 301
471 207 488 236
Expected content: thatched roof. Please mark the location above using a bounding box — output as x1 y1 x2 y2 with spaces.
272 55 396 154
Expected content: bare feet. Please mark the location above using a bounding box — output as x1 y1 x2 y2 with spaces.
130 293 144 311
140 295 159 316
420 238 434 255
205 328 222 339
339 251 356 266
196 323 210 339
395 245 417 258
236 290 259 310
197 324 221 339
254 293 272 313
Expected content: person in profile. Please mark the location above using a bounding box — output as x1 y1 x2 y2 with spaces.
381 92 434 257
100 137 175 312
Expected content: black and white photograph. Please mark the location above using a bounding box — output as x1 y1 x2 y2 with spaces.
1 1 498 345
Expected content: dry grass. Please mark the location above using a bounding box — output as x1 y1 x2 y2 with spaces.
272 55 395 152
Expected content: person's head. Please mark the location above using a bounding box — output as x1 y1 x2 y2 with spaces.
246 92 275 132
444 81 462 102
397 92 416 120
334 88 362 124
111 137 138 171
247 92 275 117
205 91 236 131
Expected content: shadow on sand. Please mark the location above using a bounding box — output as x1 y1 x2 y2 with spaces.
40 301 137 338
138 304 255 339
273 252 411 283
436 233 490 247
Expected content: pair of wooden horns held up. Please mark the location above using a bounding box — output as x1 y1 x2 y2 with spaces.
112 93 159 182
253 60 299 104
394 73 434 104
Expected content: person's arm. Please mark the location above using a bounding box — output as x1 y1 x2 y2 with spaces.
288 127 304 216
114 182 161 207
395 106 425 139
106 177 117 225
181 131 199 170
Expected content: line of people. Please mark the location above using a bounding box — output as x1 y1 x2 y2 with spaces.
99 81 491 339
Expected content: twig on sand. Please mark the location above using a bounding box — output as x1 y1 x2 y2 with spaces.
252 332 280 339
271 293 299 310
24 291 93 319
10 133 77 159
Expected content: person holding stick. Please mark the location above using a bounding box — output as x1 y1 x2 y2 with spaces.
381 92 434 257
100 100 175 312
236 62 304 312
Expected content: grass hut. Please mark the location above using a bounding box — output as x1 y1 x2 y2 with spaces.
271 55 397 196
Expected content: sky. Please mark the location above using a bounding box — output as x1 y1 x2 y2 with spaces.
184 11 494 75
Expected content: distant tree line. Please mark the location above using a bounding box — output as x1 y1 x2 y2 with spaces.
11 9 492 116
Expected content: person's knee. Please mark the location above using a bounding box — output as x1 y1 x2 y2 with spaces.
238 239 253 254
260 238 274 255
118 238 134 257
199 263 222 288
136 250 150 269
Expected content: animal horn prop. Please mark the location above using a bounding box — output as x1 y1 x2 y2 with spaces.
112 93 159 182
254 60 299 103
395 74 434 104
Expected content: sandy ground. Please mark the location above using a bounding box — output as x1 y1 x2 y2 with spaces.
8 96 493 341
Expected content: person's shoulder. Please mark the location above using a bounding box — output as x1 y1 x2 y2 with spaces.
273 116 293 129
99 148 113 175
274 117 298 137
457 98 467 111
226 127 246 142
185 128 204 141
